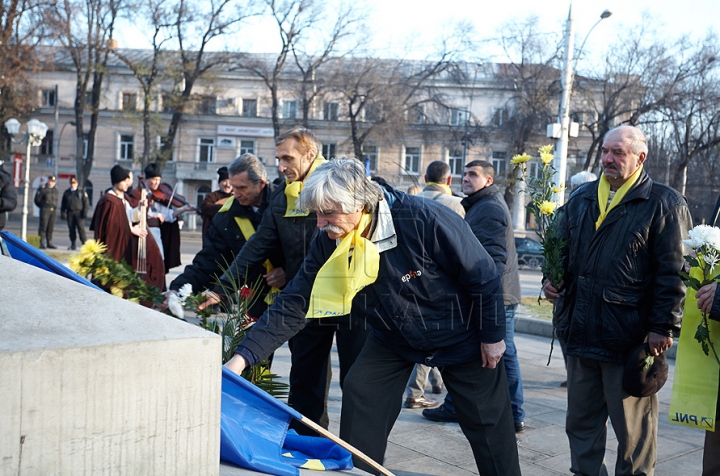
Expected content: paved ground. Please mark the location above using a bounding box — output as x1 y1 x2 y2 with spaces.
4 216 707 475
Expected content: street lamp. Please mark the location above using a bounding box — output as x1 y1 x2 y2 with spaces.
4 118 49 242
552 4 612 205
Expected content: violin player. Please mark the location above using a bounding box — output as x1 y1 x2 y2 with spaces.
140 163 195 283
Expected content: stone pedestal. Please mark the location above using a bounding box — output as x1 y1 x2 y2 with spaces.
0 255 222 475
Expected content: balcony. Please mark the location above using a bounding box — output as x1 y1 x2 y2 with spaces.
174 161 218 181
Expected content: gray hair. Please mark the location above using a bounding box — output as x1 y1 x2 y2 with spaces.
228 153 267 184
276 126 322 159
297 157 384 214
604 125 648 156
570 171 597 188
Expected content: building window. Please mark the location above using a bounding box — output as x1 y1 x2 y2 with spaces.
408 105 424 124
84 92 93 106
448 148 464 176
238 139 255 156
491 151 507 178
364 103 380 122
324 102 339 121
529 161 541 178
282 100 297 119
161 94 174 114
492 108 509 127
196 185 211 209
404 146 421 174
200 97 217 115
41 89 56 108
242 98 258 117
363 145 378 173
119 134 134 161
122 92 137 111
450 108 468 126
159 135 175 162
198 137 216 163
322 143 337 159
83 132 89 159
40 130 54 155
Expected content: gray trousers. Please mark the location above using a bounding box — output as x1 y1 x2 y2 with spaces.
566 356 658 476
405 364 442 399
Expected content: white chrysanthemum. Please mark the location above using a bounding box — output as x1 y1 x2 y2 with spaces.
178 283 193 302
684 225 720 250
168 293 185 319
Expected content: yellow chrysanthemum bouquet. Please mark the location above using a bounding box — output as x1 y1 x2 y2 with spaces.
512 145 565 299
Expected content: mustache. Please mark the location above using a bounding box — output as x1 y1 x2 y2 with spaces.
320 224 344 234
603 164 618 171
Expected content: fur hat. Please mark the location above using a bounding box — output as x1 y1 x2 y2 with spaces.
144 163 162 179
110 165 130 185
217 166 229 182
623 343 669 398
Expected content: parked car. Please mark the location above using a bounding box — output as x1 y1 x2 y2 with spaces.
515 236 545 269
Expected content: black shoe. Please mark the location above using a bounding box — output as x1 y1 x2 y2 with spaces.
47 244 57 249
39 244 47 249
422 404 458 423
515 421 525 433
404 395 438 409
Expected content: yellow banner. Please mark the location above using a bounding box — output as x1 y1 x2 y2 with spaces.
669 266 720 431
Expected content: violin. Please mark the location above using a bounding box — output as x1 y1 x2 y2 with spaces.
150 183 197 210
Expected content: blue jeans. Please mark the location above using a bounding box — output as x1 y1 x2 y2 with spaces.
443 304 525 424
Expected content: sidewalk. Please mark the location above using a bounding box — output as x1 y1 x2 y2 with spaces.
4 216 705 475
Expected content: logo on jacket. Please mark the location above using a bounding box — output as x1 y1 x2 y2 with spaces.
401 269 423 283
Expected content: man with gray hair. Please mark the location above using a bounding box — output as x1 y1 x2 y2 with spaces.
164 153 280 317
222 157 521 476
544 125 691 475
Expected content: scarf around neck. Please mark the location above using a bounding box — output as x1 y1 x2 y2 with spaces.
284 155 327 217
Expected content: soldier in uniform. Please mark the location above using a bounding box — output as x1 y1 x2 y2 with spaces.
61 177 89 250
34 175 58 249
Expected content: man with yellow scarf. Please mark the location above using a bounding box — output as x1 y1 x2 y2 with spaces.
543 125 691 475
223 158 520 476
201 127 369 436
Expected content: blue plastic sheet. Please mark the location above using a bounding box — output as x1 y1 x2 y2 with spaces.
0 230 102 291
220 367 352 475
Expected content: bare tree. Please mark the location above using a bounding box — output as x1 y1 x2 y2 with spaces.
47 0 124 188
1 0 49 134
290 1 367 127
112 0 174 168
157 0 261 166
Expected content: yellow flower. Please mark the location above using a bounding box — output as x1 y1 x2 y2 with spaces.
540 153 554 165
552 186 565 194
68 255 83 272
79 240 107 260
110 286 124 298
538 144 553 155
539 201 557 215
510 154 532 165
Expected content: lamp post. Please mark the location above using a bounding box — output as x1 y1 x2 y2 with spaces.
4 118 49 241
553 4 612 205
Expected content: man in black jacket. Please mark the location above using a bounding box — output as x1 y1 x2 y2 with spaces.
61 177 89 250
423 159 526 433
34 176 58 249
201 128 369 434
0 159 18 230
220 158 520 476
164 154 280 317
544 125 691 475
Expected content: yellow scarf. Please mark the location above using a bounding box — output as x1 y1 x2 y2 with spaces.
595 165 643 230
425 182 452 195
220 197 281 305
307 213 379 318
284 156 326 217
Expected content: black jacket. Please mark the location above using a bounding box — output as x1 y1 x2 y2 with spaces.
554 172 691 364
0 167 17 229
236 189 505 367
34 184 58 210
217 181 318 292
462 184 522 306
172 185 280 314
61 187 89 218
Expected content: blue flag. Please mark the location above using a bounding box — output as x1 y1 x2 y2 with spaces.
0 230 102 291
221 367 352 475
